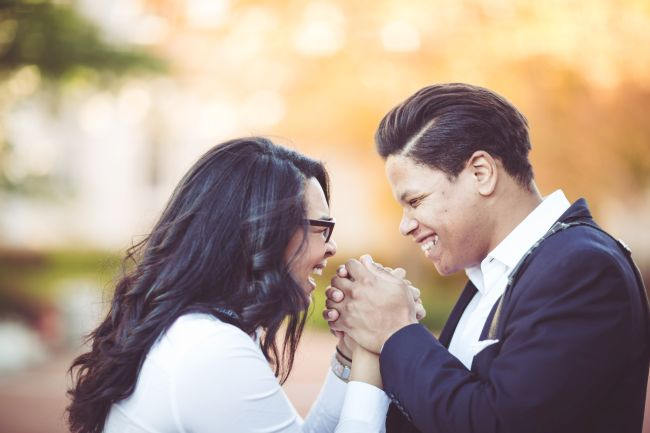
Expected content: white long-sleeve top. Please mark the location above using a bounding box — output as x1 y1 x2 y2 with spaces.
103 313 390 433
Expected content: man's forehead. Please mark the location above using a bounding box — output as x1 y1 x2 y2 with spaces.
385 154 410 179
386 155 424 185
384 155 411 201
385 154 450 201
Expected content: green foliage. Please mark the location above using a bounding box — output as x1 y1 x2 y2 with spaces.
0 0 165 80
0 249 465 333
0 249 120 302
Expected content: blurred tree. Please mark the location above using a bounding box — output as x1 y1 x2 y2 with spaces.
0 0 164 78
0 0 165 193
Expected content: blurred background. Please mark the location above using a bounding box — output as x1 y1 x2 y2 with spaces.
0 0 648 432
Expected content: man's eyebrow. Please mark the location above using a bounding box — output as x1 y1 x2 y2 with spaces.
399 190 417 203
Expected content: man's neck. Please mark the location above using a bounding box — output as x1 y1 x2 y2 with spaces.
487 182 543 254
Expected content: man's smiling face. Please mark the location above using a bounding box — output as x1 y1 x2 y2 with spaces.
385 154 491 276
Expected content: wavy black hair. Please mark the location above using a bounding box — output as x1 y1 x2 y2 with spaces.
66 137 330 433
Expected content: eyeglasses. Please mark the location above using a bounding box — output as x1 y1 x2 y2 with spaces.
308 218 335 243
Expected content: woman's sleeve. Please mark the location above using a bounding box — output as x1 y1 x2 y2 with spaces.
170 327 389 433
303 371 390 433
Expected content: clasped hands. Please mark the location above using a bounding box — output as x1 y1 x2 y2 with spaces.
323 254 426 354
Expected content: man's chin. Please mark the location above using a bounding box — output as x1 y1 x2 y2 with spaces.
432 259 457 277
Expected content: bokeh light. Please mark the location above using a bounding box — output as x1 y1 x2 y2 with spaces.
1 0 649 431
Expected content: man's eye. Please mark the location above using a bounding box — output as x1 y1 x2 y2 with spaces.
409 197 422 208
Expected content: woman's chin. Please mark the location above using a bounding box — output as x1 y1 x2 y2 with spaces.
306 276 317 293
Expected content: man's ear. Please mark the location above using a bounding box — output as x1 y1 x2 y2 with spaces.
467 151 497 196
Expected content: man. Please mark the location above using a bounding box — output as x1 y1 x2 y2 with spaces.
324 83 649 433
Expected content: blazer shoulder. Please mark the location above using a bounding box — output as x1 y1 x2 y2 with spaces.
508 224 643 318
534 223 630 270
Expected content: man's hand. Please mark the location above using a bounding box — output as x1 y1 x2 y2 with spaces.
323 255 419 353
329 262 426 321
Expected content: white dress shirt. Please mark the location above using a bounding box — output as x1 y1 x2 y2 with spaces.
103 313 390 433
447 190 571 369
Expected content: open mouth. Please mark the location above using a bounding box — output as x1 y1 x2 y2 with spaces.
307 263 326 290
420 234 439 256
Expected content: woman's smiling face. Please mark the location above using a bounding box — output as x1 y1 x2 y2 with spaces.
285 177 337 296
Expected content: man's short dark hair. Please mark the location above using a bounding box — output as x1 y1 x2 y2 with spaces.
375 83 534 188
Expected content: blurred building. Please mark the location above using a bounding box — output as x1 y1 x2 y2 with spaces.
1 0 649 268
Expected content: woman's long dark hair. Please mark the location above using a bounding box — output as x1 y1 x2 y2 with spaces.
66 137 330 433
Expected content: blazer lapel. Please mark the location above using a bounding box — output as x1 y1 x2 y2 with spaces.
438 281 478 348
439 200 592 348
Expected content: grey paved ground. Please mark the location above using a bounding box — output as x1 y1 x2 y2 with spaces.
1 329 649 433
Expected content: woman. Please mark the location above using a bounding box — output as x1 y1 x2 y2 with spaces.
67 137 411 433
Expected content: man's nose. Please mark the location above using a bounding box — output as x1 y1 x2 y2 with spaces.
399 212 417 236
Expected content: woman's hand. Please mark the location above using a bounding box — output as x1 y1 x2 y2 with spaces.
336 332 356 365
349 344 383 389
335 331 382 388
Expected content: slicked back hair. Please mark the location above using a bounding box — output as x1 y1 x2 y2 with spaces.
375 83 534 188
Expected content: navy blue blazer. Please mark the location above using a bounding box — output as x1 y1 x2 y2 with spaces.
380 199 650 433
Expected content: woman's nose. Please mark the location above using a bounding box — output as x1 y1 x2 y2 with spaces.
325 238 337 258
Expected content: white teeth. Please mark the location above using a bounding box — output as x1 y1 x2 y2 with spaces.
420 235 438 253
312 267 323 276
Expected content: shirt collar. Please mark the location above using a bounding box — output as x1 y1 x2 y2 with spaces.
465 190 571 292
465 265 485 293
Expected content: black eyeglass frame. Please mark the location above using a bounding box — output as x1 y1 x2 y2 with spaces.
307 219 335 243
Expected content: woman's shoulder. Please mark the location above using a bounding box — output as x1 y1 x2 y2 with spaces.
169 312 249 340
150 313 262 369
